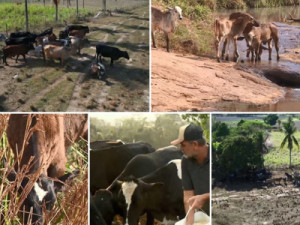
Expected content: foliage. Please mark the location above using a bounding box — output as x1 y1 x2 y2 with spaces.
216 0 246 9
280 116 299 167
264 114 278 126
212 121 230 142
232 120 270 136
215 135 264 177
90 114 210 149
0 3 92 32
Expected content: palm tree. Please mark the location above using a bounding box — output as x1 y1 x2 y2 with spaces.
280 116 299 167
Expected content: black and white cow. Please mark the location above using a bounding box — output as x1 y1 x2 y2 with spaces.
90 146 183 225
120 159 185 225
90 139 125 151
90 142 155 194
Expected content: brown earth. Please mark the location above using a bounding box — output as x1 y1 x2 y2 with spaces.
151 48 284 112
212 169 300 225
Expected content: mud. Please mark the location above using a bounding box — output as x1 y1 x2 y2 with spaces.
213 169 300 225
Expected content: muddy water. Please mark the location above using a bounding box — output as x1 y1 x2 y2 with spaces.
216 6 300 111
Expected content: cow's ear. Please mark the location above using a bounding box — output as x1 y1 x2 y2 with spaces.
54 169 80 192
108 180 122 192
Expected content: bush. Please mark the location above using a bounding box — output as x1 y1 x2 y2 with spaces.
264 114 279 126
216 0 246 9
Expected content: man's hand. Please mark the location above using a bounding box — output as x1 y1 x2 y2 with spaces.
188 193 210 211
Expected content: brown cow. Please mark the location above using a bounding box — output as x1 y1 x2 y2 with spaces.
215 12 260 62
69 29 88 38
43 44 72 65
3 44 34 65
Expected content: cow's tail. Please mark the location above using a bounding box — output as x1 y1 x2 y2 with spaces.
214 19 220 42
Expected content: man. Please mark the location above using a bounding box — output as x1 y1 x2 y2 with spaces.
171 123 210 225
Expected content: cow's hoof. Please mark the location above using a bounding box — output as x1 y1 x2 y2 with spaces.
217 58 221 63
269 57 272 61
225 56 229 61
277 56 280 61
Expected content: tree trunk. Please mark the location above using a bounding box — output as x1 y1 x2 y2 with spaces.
43 0 45 6
102 0 106 11
25 0 29 32
83 0 84 8
76 0 78 16
289 147 292 168
56 3 58 21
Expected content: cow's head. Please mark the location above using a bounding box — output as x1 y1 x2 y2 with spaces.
122 51 130 60
120 177 164 225
7 168 79 225
169 6 183 20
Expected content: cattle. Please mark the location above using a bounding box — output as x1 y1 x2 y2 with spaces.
244 22 280 61
7 28 53 46
90 142 155 194
95 44 130 66
69 29 88 38
215 12 260 62
91 146 183 225
5 36 35 46
43 44 72 65
70 36 90 54
66 25 89 34
5 114 86 224
2 44 34 65
10 28 53 39
90 139 124 150
151 6 183 52
36 33 57 46
59 30 69 40
28 45 43 58
120 159 185 225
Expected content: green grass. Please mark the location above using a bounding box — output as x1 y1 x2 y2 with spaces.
0 3 93 32
264 131 300 167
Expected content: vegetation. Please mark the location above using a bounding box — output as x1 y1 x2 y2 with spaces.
90 114 210 149
0 115 88 224
213 115 300 178
0 3 92 32
264 114 279 126
280 116 299 167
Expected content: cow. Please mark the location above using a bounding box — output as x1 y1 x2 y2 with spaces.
95 44 130 66
215 12 260 62
69 29 88 38
35 33 57 46
91 146 183 225
10 28 53 39
5 36 35 46
244 22 280 61
90 142 155 194
5 114 87 224
90 139 124 151
151 6 183 52
2 44 34 65
43 44 72 65
69 36 90 54
119 159 185 225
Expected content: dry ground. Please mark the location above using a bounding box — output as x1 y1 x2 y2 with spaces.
0 5 149 112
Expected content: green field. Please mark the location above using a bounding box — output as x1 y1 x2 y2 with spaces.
0 3 92 32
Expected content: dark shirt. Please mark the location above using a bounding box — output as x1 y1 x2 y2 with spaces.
181 152 210 214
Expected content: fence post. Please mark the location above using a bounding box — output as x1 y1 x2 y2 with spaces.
25 0 29 31
76 0 78 16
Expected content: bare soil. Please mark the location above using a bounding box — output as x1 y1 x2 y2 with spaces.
0 5 149 112
151 49 284 112
212 169 300 225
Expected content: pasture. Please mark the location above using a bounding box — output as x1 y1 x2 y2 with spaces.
0 115 88 224
0 1 149 112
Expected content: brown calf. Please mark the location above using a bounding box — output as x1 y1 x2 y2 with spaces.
3 44 34 65
69 29 88 38
215 12 260 62
43 44 72 65
245 22 280 61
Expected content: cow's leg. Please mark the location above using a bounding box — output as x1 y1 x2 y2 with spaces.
233 37 239 62
258 44 262 61
274 38 280 60
146 212 154 225
23 54 26 63
110 59 113 67
165 32 170 53
268 41 272 60
15 55 19 63
221 38 227 60
215 37 221 62
151 31 156 48
225 38 230 61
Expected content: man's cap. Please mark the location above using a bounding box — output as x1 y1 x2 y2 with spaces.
171 123 205 145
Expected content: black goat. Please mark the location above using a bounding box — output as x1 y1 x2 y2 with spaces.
95 44 129 66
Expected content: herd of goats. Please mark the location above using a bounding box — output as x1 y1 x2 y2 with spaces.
0 22 130 79
152 6 280 62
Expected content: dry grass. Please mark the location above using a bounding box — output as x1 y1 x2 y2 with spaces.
0 114 88 225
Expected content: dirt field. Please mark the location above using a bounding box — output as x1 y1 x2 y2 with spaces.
0 5 149 112
212 169 300 225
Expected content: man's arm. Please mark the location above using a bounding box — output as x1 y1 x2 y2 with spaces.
188 193 210 211
184 190 195 225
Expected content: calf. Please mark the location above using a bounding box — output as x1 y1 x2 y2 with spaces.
43 44 72 65
215 12 260 62
95 44 130 66
5 114 86 224
151 6 183 52
245 22 280 61
69 29 88 38
120 160 185 225
3 44 34 65
90 142 155 194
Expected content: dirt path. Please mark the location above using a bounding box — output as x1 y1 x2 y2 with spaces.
0 5 149 112
151 49 284 112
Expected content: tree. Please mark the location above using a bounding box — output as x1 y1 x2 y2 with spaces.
264 114 278 126
53 0 60 21
280 116 299 167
